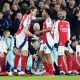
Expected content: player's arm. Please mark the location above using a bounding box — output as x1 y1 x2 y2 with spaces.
23 18 39 40
39 27 51 34
24 28 39 40
39 18 52 34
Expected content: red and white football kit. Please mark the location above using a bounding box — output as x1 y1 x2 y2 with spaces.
16 14 32 51
54 20 72 73
40 17 55 75
14 14 32 73
54 20 70 55
40 17 54 54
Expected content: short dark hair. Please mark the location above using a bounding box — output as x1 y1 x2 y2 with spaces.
26 6 37 14
44 8 51 16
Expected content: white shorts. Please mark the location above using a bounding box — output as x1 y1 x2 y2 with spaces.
16 35 28 51
58 46 73 56
40 44 52 54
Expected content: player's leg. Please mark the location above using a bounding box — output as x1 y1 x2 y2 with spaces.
44 44 55 75
44 53 54 75
13 48 20 72
20 41 28 75
58 46 65 74
65 50 72 74
20 50 28 75
39 44 49 73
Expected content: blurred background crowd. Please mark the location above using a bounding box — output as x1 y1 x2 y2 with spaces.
0 0 80 37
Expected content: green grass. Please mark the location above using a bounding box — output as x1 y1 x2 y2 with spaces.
0 76 80 80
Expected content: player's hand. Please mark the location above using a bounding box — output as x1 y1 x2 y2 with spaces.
33 35 39 41
35 31 41 35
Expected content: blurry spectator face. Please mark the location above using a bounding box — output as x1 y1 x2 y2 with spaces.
2 3 10 12
44 4 50 8
46 0 51 5
62 0 66 7
3 30 10 39
0 13 3 19
16 13 22 21
31 9 37 17
21 3 28 10
52 0 57 5
69 0 75 8
57 11 63 20
38 1 44 9
12 5 18 11
29 0 35 5
54 4 60 12
8 0 12 2
56 0 63 5
76 11 80 20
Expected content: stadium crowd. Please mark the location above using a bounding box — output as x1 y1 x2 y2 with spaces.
0 0 80 76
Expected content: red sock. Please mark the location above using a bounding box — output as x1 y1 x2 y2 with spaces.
43 61 49 72
67 57 72 71
21 55 28 71
48 63 54 75
14 54 20 69
58 56 64 71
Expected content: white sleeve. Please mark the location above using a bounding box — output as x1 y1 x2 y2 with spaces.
68 22 70 40
46 18 52 28
54 21 59 44
23 16 31 28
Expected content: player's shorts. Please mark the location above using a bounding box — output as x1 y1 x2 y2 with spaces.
58 46 73 56
40 43 52 54
16 34 28 51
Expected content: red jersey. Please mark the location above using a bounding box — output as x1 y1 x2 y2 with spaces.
42 17 54 45
16 14 32 35
54 20 70 46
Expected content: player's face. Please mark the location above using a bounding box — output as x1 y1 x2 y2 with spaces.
57 11 63 20
31 9 37 17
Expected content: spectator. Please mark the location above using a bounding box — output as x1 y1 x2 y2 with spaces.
0 12 10 36
37 1 45 17
20 3 28 15
74 9 80 39
51 3 61 20
2 3 11 13
29 0 36 6
66 0 77 34
11 4 20 20
2 3 12 31
11 12 22 35
45 0 51 6
2 30 14 76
